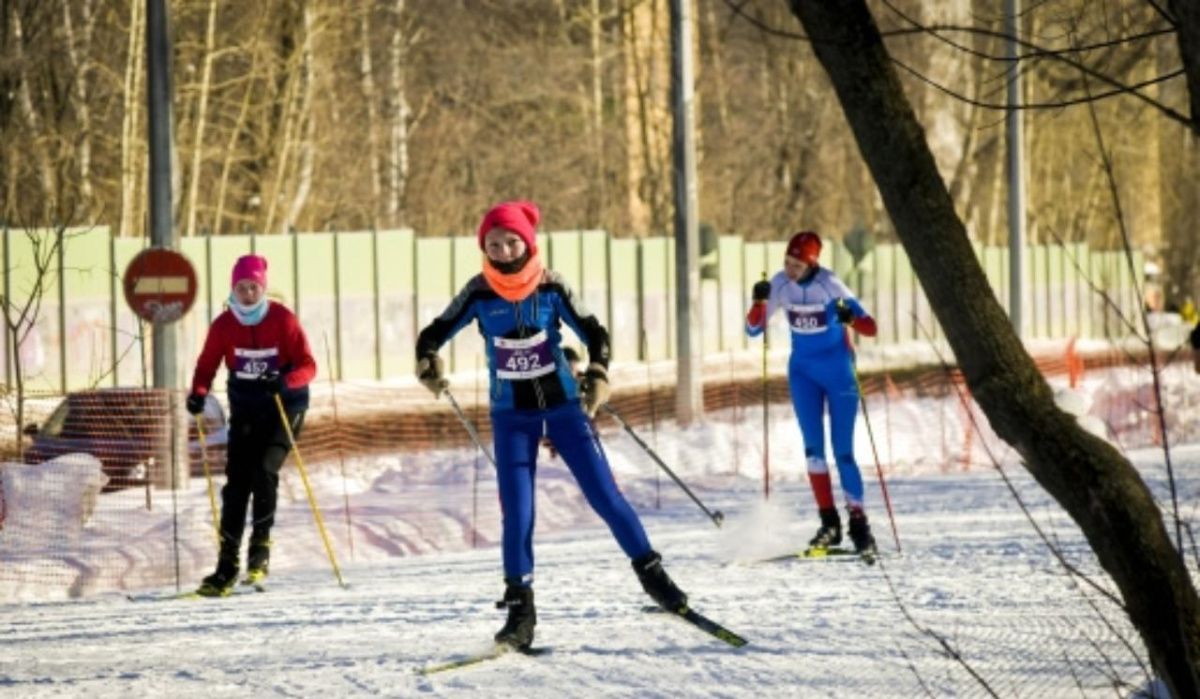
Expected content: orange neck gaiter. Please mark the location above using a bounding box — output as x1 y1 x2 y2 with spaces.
481 248 544 302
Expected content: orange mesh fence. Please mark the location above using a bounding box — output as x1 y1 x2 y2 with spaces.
1 342 1196 600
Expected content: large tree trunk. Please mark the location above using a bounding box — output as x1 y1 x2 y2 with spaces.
1164 1 1200 304
786 2 1200 696
1169 0 1200 135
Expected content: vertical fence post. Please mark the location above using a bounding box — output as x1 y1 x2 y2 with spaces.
332 229 342 381
762 277 770 501
604 230 614 337
4 223 13 388
57 228 67 393
291 226 300 319
646 332 660 509
410 232 419 373
203 227 213 323
372 228 382 380
108 230 119 386
636 239 646 361
730 350 739 478
471 354 481 547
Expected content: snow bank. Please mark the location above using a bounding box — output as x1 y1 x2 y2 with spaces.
0 453 108 546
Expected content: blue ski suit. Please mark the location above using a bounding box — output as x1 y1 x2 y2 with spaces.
416 271 652 583
746 267 872 508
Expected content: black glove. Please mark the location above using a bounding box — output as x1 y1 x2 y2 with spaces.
259 370 284 394
417 355 448 397
186 393 206 416
835 299 854 325
752 280 771 302
579 365 610 418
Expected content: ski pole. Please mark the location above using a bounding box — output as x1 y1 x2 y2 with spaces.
273 393 346 588
323 333 355 561
856 372 900 552
444 388 497 468
193 412 221 551
839 300 901 552
601 404 725 528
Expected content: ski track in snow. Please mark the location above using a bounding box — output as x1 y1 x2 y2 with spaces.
2 449 1194 698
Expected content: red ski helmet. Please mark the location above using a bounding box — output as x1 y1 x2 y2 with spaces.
786 231 821 266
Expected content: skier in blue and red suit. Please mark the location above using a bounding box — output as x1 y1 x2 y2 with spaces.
744 231 880 556
415 200 689 651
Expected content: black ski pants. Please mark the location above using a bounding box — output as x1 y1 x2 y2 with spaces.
217 407 305 562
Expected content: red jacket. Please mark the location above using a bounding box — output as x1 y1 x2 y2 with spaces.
191 303 317 413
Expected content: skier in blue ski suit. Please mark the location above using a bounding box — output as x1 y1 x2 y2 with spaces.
744 231 880 556
414 200 689 651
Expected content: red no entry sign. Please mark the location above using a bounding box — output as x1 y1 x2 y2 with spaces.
122 248 198 323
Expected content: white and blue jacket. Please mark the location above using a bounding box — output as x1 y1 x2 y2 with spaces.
746 267 867 358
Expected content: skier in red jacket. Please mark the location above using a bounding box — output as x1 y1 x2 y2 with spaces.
187 254 317 596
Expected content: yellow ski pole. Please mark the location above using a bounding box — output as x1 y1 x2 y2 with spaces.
194 412 222 551
273 393 346 588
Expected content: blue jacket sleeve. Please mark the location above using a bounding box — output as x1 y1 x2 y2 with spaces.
414 277 484 361
547 272 610 370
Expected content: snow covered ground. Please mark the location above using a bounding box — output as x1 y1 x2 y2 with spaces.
1 452 1194 696
1 357 1197 697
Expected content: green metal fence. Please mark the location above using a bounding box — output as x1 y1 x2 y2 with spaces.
0 226 1142 393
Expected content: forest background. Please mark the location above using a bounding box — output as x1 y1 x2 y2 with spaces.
1 0 1196 305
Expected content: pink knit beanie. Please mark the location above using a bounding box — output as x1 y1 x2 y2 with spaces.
231 254 268 288
477 200 540 253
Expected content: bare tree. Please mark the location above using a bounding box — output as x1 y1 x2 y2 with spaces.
385 0 415 228
118 0 145 238
9 5 58 220
0 224 68 458
263 3 314 235
210 10 267 237
622 0 672 234
182 0 220 238
786 2 1199 695
358 0 383 230
280 3 319 234
2 0 1191 256
61 0 98 219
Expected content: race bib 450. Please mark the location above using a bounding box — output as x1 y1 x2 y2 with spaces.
785 303 828 335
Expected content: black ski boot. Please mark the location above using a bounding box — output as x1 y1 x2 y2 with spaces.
847 508 878 561
197 555 239 597
632 550 688 612
494 580 536 651
245 537 271 584
808 507 842 550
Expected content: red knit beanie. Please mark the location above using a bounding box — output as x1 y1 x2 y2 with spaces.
786 231 821 266
477 200 540 253
231 254 268 288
